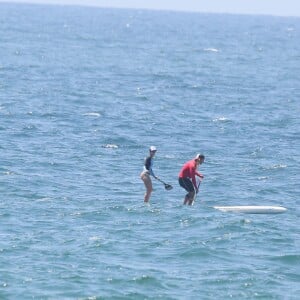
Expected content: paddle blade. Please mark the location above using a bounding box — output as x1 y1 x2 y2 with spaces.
165 184 173 190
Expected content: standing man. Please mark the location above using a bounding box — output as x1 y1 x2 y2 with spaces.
140 146 158 203
178 154 205 205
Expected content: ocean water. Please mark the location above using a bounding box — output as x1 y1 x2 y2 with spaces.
0 3 300 299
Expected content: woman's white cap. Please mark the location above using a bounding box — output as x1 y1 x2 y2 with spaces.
149 146 157 151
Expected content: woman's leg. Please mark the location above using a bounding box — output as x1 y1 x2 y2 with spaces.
141 173 153 202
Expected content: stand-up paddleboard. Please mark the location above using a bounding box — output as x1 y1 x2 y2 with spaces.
214 206 287 214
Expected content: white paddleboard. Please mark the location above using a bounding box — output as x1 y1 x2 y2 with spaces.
214 206 287 214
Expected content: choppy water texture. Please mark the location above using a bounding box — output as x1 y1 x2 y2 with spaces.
0 3 300 299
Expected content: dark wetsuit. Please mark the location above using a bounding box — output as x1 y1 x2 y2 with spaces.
142 156 156 177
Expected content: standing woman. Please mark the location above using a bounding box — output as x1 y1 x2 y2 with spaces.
141 146 158 203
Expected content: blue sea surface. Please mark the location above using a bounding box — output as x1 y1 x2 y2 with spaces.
0 3 299 299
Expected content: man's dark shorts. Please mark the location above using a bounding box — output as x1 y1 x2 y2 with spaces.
178 177 194 192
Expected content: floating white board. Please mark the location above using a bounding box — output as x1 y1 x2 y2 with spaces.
214 206 287 214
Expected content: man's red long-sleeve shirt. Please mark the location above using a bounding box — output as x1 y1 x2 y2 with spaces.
178 159 203 188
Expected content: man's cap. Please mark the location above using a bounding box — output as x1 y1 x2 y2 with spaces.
195 153 205 160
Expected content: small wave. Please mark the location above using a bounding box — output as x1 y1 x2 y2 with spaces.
165 154 176 159
103 144 118 149
204 48 219 52
273 164 287 169
264 164 287 170
180 247 212 258
89 236 102 241
132 274 161 285
3 170 16 175
36 197 52 202
23 124 38 131
213 116 230 122
83 112 101 117
258 176 269 181
271 254 300 265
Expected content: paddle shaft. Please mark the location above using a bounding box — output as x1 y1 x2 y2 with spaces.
191 180 201 205
155 177 172 190
155 177 167 185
